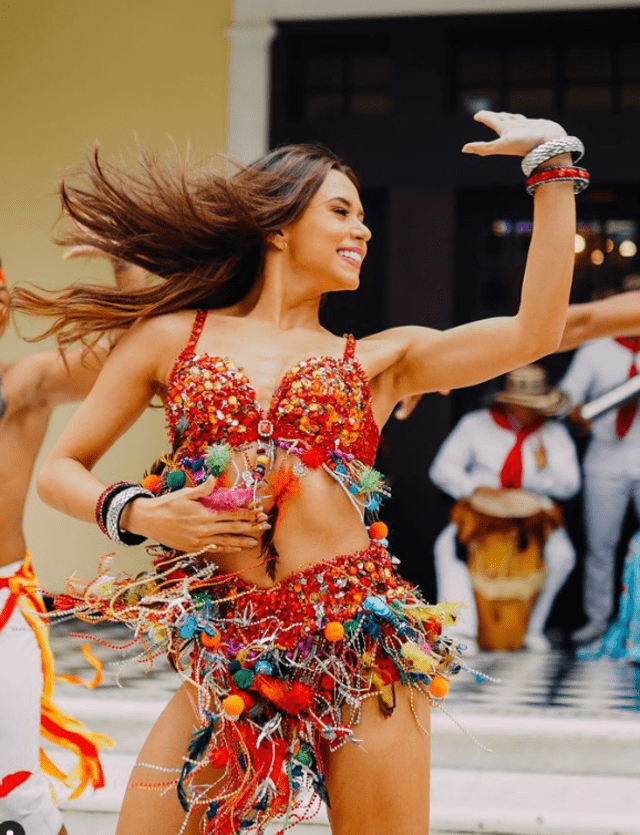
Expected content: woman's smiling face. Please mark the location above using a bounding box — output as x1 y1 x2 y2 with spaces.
281 169 371 293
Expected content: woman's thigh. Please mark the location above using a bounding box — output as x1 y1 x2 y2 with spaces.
116 682 220 835
324 685 431 835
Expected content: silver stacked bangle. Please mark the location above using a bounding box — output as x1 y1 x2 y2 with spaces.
105 485 153 546
521 136 585 177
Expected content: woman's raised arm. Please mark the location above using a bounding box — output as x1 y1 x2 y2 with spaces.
381 111 577 406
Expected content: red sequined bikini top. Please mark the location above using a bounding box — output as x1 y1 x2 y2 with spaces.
164 310 380 467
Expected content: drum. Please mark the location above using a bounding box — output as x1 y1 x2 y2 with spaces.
451 489 562 651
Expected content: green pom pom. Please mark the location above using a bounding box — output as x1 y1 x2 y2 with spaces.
232 669 255 690
355 466 383 494
204 443 231 477
295 742 313 767
166 470 187 491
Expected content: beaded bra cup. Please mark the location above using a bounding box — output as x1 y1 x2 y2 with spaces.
159 310 389 520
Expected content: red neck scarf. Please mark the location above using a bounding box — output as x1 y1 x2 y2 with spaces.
490 408 544 489
614 337 640 439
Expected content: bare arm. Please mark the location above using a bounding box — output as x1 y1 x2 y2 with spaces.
36 317 263 553
376 111 575 419
379 112 576 411
559 291 640 352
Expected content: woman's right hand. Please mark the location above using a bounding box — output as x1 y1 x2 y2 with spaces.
120 477 269 553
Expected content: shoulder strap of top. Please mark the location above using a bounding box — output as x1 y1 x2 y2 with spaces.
343 333 357 361
184 309 208 356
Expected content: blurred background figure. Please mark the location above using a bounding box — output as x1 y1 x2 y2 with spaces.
429 365 580 654
562 274 640 646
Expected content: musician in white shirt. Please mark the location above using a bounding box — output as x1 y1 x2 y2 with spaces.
430 365 581 653
560 333 640 645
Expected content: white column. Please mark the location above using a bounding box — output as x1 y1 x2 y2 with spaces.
226 20 277 164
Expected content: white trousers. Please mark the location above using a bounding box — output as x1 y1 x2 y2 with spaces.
582 469 640 622
0 561 63 835
434 522 576 638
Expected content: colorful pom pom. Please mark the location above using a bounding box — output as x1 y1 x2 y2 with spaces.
232 669 255 689
301 447 325 469
368 521 389 540
254 658 273 675
204 443 231 477
355 466 383 494
201 628 221 648
141 474 163 493
166 470 187 491
222 694 245 717
429 676 450 699
324 621 345 642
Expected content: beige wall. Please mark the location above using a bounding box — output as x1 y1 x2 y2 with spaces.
1 0 230 590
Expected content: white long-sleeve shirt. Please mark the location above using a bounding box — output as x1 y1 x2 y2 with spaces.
429 408 581 501
559 338 640 476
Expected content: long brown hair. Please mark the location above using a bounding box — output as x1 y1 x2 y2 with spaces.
11 144 359 349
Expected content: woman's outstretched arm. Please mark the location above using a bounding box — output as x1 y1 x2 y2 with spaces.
559 291 640 352
374 111 576 411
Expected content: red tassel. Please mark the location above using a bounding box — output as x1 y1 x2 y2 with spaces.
252 675 314 714
0 770 32 798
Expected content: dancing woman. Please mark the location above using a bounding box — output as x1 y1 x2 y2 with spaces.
13 111 581 835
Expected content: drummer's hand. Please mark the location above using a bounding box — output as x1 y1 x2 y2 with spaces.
462 111 567 158
472 485 503 498
63 245 148 291
566 404 592 435
394 395 422 421
120 477 270 554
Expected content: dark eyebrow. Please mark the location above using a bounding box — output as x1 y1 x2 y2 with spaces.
326 196 365 222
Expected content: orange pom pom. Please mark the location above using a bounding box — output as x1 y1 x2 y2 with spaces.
222 694 245 717
324 621 345 642
429 676 449 699
141 474 163 493
369 521 389 540
201 629 221 648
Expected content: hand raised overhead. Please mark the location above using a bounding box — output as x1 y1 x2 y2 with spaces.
462 110 567 158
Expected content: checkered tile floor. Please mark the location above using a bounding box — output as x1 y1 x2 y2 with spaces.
47 619 640 719
49 618 178 702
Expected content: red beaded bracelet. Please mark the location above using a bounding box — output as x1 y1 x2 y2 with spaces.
526 166 590 195
95 481 132 537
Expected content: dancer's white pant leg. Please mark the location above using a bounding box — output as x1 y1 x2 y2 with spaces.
0 565 63 835
434 522 478 637
583 470 631 622
526 526 576 636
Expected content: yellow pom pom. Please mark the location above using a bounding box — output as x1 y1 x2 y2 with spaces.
222 694 245 717
324 621 345 642
368 521 389 540
429 676 450 699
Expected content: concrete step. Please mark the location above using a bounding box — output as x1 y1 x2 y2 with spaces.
430 767 640 835
51 695 640 834
56 694 640 779
53 747 640 835
431 709 640 777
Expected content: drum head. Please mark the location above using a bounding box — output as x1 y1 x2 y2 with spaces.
469 488 553 519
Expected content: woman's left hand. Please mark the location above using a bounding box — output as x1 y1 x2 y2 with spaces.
462 111 567 158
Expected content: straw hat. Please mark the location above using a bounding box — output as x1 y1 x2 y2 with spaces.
469 488 553 519
491 364 568 417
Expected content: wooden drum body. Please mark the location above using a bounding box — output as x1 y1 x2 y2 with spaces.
451 491 562 651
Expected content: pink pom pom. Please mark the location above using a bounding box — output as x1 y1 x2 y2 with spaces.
198 487 254 511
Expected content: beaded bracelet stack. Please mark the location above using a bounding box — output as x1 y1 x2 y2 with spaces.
521 135 589 195
96 481 153 546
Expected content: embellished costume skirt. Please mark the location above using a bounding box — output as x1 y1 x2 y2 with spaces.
55 541 462 834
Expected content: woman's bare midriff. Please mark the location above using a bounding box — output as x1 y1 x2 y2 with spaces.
196 450 373 588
